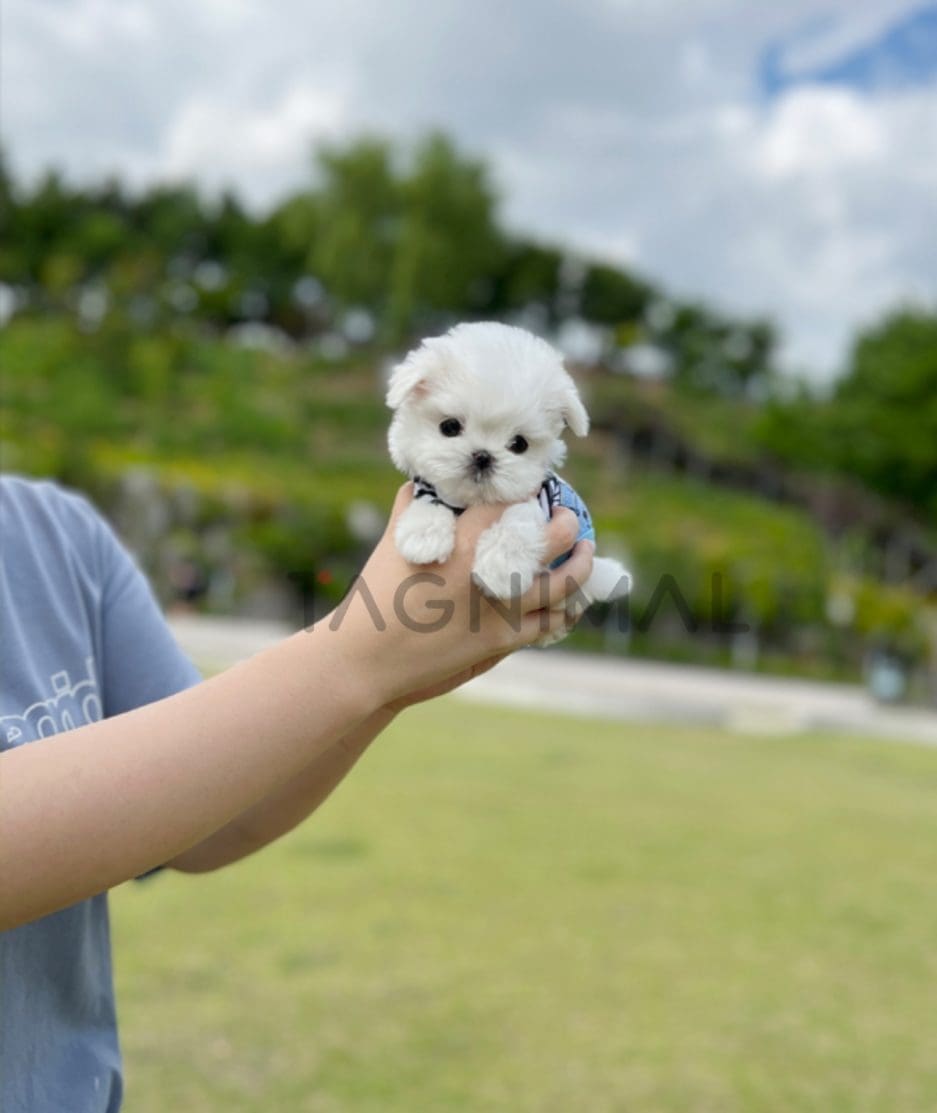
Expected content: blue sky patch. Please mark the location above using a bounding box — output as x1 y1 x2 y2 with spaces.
761 5 937 98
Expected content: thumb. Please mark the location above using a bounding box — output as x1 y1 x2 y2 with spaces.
387 481 415 528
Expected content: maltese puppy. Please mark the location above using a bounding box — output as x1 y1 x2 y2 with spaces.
386 321 631 609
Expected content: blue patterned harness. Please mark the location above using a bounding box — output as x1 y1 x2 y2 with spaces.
412 471 594 569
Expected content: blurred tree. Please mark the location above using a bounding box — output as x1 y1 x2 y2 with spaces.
831 308 937 516
580 263 652 326
487 240 564 323
305 135 400 314
296 132 504 342
387 131 503 340
1 131 779 374
3 170 78 285
754 307 937 519
659 302 777 398
0 146 17 259
133 183 206 260
74 210 129 272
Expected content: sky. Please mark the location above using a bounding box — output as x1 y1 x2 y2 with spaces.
3 0 936 381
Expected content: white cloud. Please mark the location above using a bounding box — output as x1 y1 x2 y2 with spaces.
2 0 935 381
753 87 886 177
163 82 352 196
26 0 159 53
708 84 937 373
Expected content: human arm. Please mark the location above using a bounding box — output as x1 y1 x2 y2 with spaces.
0 487 589 927
166 514 586 873
163 707 398 873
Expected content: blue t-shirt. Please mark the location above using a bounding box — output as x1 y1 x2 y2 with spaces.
0 476 201 1112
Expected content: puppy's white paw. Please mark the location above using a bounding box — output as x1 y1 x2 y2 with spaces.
586 556 632 602
395 502 456 565
472 550 540 599
534 625 570 648
472 501 547 599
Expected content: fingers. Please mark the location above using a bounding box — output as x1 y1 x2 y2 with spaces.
437 502 578 568
387 482 415 526
519 539 594 613
518 601 581 646
452 501 508 560
543 508 580 564
458 502 508 531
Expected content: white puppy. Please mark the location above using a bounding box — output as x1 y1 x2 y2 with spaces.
386 321 631 606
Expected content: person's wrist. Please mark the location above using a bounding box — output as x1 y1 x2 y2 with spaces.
315 603 404 713
289 615 384 724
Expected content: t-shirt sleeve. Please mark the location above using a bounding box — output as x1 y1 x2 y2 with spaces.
43 483 202 880
90 510 202 717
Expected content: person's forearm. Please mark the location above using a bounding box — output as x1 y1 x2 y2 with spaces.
167 651 514 873
166 708 397 873
0 625 381 930
0 492 592 931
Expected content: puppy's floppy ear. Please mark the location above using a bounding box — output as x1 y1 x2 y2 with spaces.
557 375 590 436
386 339 446 410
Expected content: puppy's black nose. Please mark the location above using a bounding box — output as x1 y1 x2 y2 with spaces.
471 450 493 472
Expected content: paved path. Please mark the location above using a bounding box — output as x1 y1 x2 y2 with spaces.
169 614 937 747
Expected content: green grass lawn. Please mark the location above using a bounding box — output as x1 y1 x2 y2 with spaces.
111 700 937 1112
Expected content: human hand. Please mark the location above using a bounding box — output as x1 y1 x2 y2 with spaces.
324 483 594 709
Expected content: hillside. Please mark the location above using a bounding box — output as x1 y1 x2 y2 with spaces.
2 315 932 692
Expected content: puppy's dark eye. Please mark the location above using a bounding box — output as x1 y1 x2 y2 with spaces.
508 434 529 455
439 418 462 437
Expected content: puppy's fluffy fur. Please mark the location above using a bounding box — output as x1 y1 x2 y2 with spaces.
386 321 630 606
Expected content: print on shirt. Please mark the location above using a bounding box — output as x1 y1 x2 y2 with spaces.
0 656 102 748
